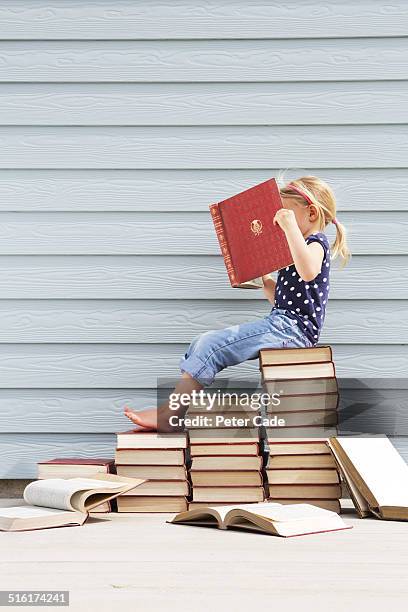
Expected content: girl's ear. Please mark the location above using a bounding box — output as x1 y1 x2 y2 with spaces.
308 204 319 222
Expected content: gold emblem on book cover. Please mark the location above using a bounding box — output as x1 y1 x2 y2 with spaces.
250 219 263 236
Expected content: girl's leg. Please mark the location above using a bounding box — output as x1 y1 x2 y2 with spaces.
124 372 203 431
124 310 311 430
178 310 311 386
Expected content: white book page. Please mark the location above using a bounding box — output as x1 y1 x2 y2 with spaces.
23 478 122 511
210 502 282 523
337 437 408 507
239 503 332 522
0 506 67 519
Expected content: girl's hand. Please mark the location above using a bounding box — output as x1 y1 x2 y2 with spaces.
273 208 297 233
262 275 276 304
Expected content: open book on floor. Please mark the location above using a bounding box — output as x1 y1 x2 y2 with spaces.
328 436 408 521
0 473 144 532
169 502 351 537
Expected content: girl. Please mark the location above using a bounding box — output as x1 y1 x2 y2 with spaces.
124 175 350 431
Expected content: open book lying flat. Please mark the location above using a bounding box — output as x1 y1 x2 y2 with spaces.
169 502 351 537
0 473 144 532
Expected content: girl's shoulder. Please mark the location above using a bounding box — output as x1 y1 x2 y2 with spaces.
305 231 330 252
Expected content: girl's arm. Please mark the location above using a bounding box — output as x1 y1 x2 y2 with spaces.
274 209 324 282
262 275 276 304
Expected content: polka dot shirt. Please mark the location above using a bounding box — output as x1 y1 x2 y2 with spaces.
273 232 330 345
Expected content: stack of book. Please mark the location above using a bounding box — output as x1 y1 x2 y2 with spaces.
259 345 342 513
185 393 265 507
264 441 341 512
188 434 265 508
37 457 116 513
115 430 189 512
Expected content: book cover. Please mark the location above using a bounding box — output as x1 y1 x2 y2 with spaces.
210 177 292 286
38 458 114 466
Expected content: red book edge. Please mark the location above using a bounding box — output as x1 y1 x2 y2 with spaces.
37 458 114 466
210 202 238 286
117 429 187 439
259 345 333 366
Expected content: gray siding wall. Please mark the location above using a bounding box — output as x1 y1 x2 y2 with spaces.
0 1 407 477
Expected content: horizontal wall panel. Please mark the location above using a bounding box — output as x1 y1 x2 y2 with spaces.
0 39 406 82
0 344 406 388
0 255 406 299
339 390 408 437
0 389 151 433
0 211 405 255
1 388 408 435
0 1 407 39
1 434 407 478
1 82 408 125
0 169 406 212
1 126 408 169
0 434 115 478
0 299 405 344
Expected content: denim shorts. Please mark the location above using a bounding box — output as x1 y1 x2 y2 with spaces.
179 307 313 386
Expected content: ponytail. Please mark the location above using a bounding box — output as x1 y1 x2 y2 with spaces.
331 218 351 268
278 173 352 268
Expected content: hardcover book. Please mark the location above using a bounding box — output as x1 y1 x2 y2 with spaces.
259 346 333 367
117 496 188 513
170 502 350 537
267 454 337 469
116 430 188 449
115 449 185 466
268 484 341 500
267 469 340 485
192 486 264 503
116 465 187 480
190 442 259 457
190 471 263 487
210 177 292 287
37 457 116 513
0 474 144 532
328 436 408 520
261 361 335 381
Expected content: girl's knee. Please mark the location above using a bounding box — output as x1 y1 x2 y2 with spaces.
192 329 222 354
185 329 218 359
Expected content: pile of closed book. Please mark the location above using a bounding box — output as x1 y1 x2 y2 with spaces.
259 345 342 513
37 457 116 513
115 430 189 512
186 398 265 507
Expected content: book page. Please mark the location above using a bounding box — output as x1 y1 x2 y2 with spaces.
213 502 282 523
23 478 122 511
0 506 68 519
328 441 370 516
336 437 408 507
226 502 332 524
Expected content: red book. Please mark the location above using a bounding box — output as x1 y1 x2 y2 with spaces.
210 177 293 287
38 458 114 466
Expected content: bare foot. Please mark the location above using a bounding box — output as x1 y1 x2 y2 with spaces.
124 406 158 431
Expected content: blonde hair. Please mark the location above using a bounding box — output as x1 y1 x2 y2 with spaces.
277 172 351 267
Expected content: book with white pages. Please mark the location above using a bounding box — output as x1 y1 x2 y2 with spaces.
328 436 408 520
169 501 351 537
0 473 144 531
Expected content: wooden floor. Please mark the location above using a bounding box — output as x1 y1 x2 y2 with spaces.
0 500 407 612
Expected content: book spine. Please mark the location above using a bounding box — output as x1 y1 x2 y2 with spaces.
209 203 238 286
